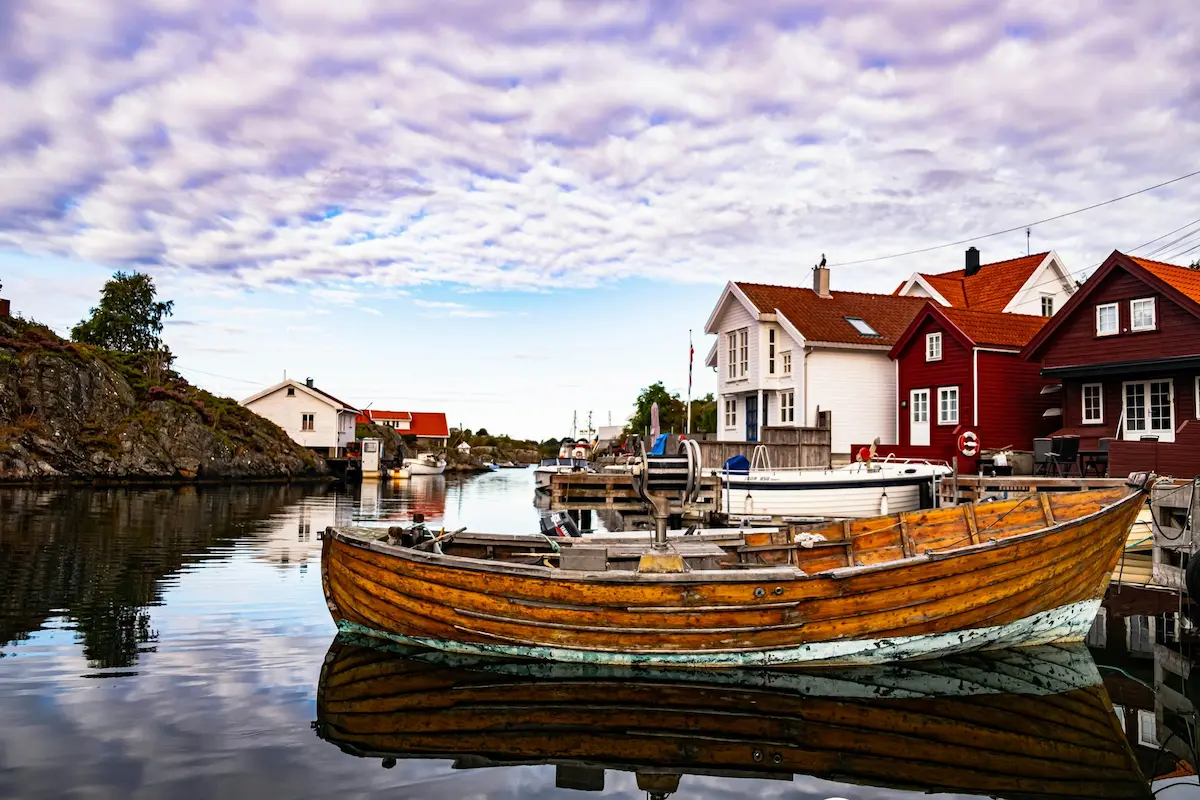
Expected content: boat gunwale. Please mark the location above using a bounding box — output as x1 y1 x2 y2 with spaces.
327 487 1143 586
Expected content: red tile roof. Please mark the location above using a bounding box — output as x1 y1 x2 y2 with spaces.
1130 256 1200 306
939 307 1049 348
736 282 926 345
905 252 1049 312
356 410 449 438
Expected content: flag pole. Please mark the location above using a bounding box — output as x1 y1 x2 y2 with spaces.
687 329 693 436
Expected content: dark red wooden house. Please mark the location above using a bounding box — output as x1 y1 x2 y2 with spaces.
879 302 1051 470
1022 250 1200 478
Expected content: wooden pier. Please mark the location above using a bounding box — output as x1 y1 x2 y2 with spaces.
549 472 723 521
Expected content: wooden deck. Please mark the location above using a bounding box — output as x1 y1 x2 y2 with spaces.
549 472 723 520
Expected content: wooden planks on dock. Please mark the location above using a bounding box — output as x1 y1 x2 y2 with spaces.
549 472 722 517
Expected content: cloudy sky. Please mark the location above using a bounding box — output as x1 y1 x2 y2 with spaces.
2 1 1199 438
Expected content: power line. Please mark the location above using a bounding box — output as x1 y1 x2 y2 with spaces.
1155 228 1200 260
829 168 1200 267
1133 215 1200 254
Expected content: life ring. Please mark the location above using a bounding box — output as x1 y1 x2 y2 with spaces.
957 431 979 458
857 446 872 463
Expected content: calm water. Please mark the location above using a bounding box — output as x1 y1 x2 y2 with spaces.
0 469 1196 799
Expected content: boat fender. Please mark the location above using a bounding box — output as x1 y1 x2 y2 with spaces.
958 431 979 458
879 491 889 515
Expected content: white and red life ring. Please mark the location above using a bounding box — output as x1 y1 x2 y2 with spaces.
957 431 979 458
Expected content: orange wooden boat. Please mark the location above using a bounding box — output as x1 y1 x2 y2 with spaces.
314 636 1152 799
320 477 1148 667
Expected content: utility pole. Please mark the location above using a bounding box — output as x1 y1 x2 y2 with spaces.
687 329 694 435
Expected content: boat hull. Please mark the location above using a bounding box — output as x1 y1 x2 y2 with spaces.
314 637 1152 800
321 487 1143 667
404 462 445 476
725 479 927 518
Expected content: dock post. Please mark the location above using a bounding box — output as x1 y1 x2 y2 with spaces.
952 457 959 505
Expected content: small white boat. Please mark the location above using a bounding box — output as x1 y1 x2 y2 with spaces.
719 445 951 520
404 453 447 476
533 457 593 491
385 466 411 480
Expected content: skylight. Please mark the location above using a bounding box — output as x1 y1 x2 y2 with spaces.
845 317 880 337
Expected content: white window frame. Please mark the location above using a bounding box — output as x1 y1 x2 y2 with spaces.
286 387 296 397
937 386 959 425
738 329 749 377
1195 376 1200 419
1122 379 1174 442
926 332 942 362
780 391 795 423
723 398 737 429
301 413 315 432
1082 383 1104 424
727 332 737 380
1137 709 1157 747
1130 297 1156 332
1040 294 1054 317
1112 704 1126 732
1096 302 1119 336
781 350 792 375
768 329 775 375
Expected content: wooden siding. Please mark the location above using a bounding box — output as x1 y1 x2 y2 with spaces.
806 348 896 453
976 350 1055 451
895 315 973 462
1040 270 1200 368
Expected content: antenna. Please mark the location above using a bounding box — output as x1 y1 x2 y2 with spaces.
1026 227 1031 256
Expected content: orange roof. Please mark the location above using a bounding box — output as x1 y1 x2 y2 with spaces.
1130 256 1200 305
359 410 412 422
907 252 1049 312
355 410 449 438
736 282 925 345
939 307 1049 348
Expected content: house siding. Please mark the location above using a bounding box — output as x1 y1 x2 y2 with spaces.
244 388 355 455
806 348 896 453
1005 257 1073 316
716 298 758 395
976 350 1055 451
895 317 974 458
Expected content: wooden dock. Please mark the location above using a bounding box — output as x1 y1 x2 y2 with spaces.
946 475 1129 505
549 472 723 521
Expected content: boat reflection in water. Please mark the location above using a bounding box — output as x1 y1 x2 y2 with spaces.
314 636 1154 799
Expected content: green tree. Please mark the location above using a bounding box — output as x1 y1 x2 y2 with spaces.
475 428 489 437
71 272 175 355
624 382 687 436
689 393 717 434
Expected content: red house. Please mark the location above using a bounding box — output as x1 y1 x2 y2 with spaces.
1022 251 1200 478
882 302 1051 469
356 410 450 446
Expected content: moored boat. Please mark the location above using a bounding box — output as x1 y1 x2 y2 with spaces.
320 474 1151 667
403 453 446 476
532 456 593 491
313 636 1152 800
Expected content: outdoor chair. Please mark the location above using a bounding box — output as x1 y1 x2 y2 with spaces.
1047 436 1080 477
1033 438 1052 476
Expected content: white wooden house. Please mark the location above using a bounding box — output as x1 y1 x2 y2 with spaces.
242 378 359 457
895 248 1075 317
704 268 927 454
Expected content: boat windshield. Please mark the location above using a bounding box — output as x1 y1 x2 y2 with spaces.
539 458 588 468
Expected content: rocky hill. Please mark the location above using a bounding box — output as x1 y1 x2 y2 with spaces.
0 317 327 482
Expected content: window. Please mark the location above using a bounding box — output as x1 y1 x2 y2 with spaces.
286 387 296 397
781 350 792 375
912 391 929 423
1130 297 1156 331
1082 383 1103 424
727 332 737 379
1123 380 1173 441
1112 705 1126 733
301 413 315 431
926 332 942 362
768 329 775 374
1137 710 1157 747
937 387 959 425
738 329 749 377
845 317 879 337
1040 295 1054 317
780 391 795 423
1096 303 1118 336
724 399 737 428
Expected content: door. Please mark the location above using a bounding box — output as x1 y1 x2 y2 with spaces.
745 395 759 443
910 389 930 446
1123 379 1175 442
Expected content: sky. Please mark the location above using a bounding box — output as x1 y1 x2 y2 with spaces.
1 1 1199 440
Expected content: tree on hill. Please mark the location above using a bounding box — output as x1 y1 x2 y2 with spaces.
624 382 687 436
72 272 175 357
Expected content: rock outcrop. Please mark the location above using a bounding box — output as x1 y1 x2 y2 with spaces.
0 318 327 482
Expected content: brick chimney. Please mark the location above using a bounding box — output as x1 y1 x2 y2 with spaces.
965 247 981 277
813 266 831 298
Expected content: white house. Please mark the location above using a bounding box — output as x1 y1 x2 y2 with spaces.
704 268 927 454
895 248 1075 317
242 378 359 457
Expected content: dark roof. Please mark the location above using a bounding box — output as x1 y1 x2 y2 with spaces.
735 282 925 346
304 383 358 413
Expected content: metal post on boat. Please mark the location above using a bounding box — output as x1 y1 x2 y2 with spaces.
952 457 959 506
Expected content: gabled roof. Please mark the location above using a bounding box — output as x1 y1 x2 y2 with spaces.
242 379 359 413
890 303 1048 358
731 282 926 346
897 252 1053 312
357 410 450 438
360 410 412 422
1023 250 1200 359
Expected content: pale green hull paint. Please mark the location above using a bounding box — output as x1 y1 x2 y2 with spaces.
334 598 1102 668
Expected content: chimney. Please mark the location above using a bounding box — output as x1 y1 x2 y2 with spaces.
305 377 314 388
965 247 981 277
813 266 831 298
0 298 9 318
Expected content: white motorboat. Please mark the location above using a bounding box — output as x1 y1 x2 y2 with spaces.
403 453 446 476
533 457 593 492
385 466 411 480
719 445 951 520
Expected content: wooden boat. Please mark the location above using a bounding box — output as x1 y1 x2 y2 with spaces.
314 636 1152 799
320 479 1149 667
